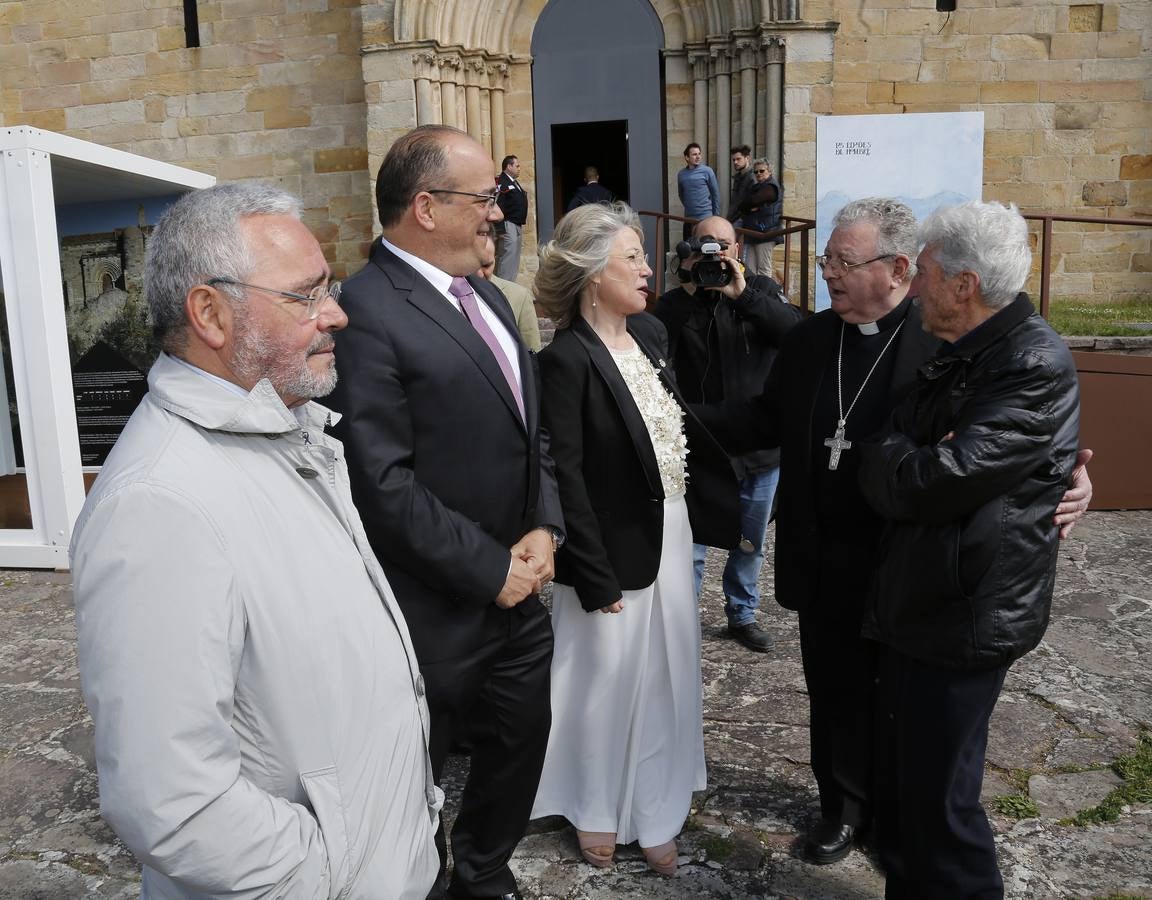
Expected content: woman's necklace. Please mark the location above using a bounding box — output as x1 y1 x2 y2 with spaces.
823 318 905 471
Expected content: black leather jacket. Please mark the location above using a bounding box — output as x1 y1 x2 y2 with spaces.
859 294 1080 670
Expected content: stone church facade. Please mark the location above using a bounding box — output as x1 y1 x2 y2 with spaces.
0 0 1148 299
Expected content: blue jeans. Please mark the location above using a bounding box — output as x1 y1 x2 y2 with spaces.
693 466 780 627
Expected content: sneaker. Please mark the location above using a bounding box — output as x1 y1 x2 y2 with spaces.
726 622 772 652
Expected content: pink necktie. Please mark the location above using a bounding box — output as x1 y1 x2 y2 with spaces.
449 277 525 422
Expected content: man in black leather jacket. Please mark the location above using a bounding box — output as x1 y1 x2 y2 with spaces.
654 216 800 653
859 200 1081 899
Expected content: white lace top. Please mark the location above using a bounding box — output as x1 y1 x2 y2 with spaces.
607 344 689 499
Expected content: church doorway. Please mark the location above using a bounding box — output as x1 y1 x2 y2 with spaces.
549 120 630 226
530 0 664 247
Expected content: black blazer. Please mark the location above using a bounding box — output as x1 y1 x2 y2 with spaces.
326 239 563 662
540 312 739 612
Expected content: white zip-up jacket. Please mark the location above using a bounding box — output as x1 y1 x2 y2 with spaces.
71 353 441 899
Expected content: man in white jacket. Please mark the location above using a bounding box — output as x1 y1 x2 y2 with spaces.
70 182 440 899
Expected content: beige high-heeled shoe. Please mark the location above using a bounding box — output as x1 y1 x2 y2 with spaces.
576 830 616 868
642 840 678 876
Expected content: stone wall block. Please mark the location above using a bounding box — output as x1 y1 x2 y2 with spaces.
991 34 1051 62
42 18 90 40
892 82 979 104
108 28 159 56
1041 80 1143 102
1119 155 1152 180
1100 101 1152 129
1051 32 1099 60
985 131 1035 157
877 62 922 82
944 60 1002 82
1023 156 1072 182
20 84 82 111
1070 154 1121 180
863 35 923 63
37 58 92 85
1097 32 1142 58
1063 249 1133 272
314 147 368 174
92 54 146 80
967 8 1039 35
177 112 265 136
264 108 312 129
1055 102 1101 130
65 98 145 129
186 91 248 117
1003 60 1084 82
981 81 1039 103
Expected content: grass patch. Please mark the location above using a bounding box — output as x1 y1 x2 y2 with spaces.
1045 297 1152 337
1071 732 1152 826
992 793 1039 819
697 832 736 861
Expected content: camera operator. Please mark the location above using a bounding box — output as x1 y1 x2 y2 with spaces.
654 216 801 653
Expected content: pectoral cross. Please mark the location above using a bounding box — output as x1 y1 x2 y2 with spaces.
824 419 852 471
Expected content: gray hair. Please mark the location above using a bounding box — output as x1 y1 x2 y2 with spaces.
145 182 302 352
752 157 772 172
831 197 919 281
534 201 643 329
918 201 1031 310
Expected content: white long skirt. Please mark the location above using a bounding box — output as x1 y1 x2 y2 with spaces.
531 494 706 847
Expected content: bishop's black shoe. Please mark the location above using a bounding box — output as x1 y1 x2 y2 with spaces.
803 821 855 864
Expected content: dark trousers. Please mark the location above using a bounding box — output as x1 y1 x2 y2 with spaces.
797 606 877 827
874 648 1008 900
422 601 554 899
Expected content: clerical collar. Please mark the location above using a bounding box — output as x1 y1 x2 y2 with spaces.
847 295 912 336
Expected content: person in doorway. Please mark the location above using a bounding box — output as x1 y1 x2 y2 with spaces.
566 166 614 212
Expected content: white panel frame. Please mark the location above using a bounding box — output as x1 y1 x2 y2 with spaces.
0 127 213 568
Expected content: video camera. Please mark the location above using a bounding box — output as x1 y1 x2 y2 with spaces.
674 236 732 288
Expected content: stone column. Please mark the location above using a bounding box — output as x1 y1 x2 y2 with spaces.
689 49 709 148
464 56 484 142
762 35 785 174
736 38 758 150
490 63 508 164
712 42 732 210
438 55 460 129
412 50 436 125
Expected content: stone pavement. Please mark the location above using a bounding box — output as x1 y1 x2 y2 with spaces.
1 512 1149 899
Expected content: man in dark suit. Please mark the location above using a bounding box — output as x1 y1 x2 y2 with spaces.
495 154 527 278
326 125 563 900
565 166 614 212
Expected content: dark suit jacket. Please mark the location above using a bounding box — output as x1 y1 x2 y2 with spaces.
496 172 528 226
540 313 739 612
327 239 562 662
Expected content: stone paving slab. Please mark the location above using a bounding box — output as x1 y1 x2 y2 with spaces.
1 512 1150 899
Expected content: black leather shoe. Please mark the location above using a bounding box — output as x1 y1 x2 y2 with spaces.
804 821 855 864
726 622 773 652
447 891 522 900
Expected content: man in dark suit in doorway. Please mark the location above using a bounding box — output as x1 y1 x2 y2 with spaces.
326 125 564 900
495 154 528 278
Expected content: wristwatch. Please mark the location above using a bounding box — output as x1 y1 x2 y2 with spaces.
541 526 564 552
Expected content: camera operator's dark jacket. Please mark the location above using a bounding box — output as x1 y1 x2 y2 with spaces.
858 294 1080 670
654 274 801 477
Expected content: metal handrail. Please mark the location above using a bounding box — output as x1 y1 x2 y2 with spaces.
1022 212 1150 319
636 210 817 312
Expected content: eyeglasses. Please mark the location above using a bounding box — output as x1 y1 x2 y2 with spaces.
613 252 650 272
753 169 769 175
208 277 342 320
427 188 500 209
815 253 895 275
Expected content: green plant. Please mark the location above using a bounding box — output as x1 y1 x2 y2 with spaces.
1072 732 1152 826
992 793 1039 819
